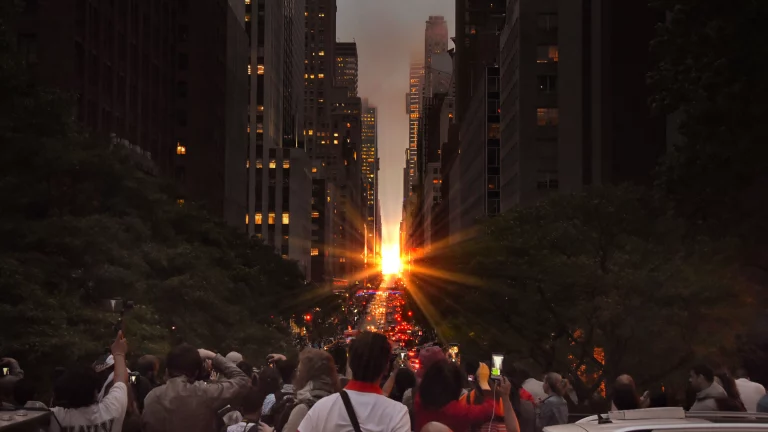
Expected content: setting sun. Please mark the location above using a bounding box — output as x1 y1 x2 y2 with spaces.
381 245 402 275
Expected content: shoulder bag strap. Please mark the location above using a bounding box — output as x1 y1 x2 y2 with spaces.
339 391 363 432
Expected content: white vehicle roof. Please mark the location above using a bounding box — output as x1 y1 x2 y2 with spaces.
546 408 768 432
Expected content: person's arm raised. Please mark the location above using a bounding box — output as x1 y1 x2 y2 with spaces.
111 331 129 385
498 378 520 432
199 349 250 403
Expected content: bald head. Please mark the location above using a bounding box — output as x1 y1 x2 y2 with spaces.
544 372 564 396
421 422 453 432
616 374 636 387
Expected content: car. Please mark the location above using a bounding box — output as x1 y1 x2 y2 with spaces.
546 408 768 432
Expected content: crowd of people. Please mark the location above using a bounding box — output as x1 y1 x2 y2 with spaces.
1 330 768 432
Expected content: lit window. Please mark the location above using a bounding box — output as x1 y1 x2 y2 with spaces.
268 212 276 224
537 45 559 63
245 214 249 224
333 139 339 144
536 108 560 126
319 51 325 56
245 0 250 3
255 212 263 224
305 11 308 16
258 105 264 111
245 13 250 22
340 257 346 262
283 160 290 168
256 159 263 168
176 142 186 155
308 129 314 135
318 73 324 78
319 12 325 17
311 248 319 256
257 65 264 75
312 211 320 218
346 123 351 128
312 167 317 173
282 212 290 224
246 159 250 168
177 199 185 206
310 74 315 79
282 254 288 259
333 132 339 137
353 151 357 160
304 73 308 79
247 64 252 75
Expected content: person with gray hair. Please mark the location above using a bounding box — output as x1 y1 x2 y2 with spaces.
536 373 568 432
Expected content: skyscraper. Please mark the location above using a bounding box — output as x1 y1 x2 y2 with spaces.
14 0 250 229
406 62 423 199
362 105 378 264
246 0 312 276
335 42 359 98
424 16 451 98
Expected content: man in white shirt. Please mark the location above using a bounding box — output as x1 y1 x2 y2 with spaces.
297 332 410 432
50 331 129 432
735 368 766 412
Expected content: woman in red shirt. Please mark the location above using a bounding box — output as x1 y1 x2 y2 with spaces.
414 360 518 432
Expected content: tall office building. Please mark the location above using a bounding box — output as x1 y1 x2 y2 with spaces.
15 0 250 229
305 0 366 282
246 0 312 276
424 16 452 99
361 105 378 265
405 62 423 199
499 0 666 210
335 42 359 97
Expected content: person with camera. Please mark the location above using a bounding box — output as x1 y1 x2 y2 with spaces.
141 344 250 432
50 331 130 432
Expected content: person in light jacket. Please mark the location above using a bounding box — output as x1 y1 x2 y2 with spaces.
536 373 568 432
142 344 250 432
689 364 727 412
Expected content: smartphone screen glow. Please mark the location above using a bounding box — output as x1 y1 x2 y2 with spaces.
491 354 504 378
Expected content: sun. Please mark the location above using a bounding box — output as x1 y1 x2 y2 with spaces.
381 244 402 275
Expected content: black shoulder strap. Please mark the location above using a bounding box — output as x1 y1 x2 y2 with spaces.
339 391 363 432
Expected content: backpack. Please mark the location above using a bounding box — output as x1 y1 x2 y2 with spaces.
273 397 318 432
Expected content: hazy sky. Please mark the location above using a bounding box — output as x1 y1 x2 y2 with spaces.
336 0 455 248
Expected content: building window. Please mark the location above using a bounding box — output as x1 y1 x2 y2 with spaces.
339 257 346 262
312 211 320 218
269 160 277 168
536 108 559 126
537 13 558 31
537 45 559 63
283 160 290 168
319 51 325 56
245 0 250 3
311 167 317 173
538 75 557 92
311 248 319 256
245 13 250 22
268 212 276 224
257 65 264 75
255 212 263 224
488 175 499 190
177 199 185 206
247 64 252 75
282 212 290 224
333 139 338 144
318 73 324 78
256 159 263 168
488 123 501 139
176 142 186 155
245 214 249 224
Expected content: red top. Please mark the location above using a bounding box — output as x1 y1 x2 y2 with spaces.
520 388 536 404
414 395 494 432
345 380 383 395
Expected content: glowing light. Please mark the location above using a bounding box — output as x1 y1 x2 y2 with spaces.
381 244 402 275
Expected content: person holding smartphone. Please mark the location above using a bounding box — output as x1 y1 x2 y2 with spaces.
50 331 130 432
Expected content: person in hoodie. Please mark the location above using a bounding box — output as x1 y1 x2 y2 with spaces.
141 344 250 432
689 364 727 411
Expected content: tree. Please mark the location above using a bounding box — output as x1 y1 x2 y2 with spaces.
0 8 306 391
416 186 753 402
649 0 768 271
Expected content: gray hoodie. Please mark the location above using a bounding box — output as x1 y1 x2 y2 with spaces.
690 382 727 411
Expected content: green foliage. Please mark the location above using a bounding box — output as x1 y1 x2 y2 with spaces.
0 14 307 388
649 0 768 257
418 187 753 401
